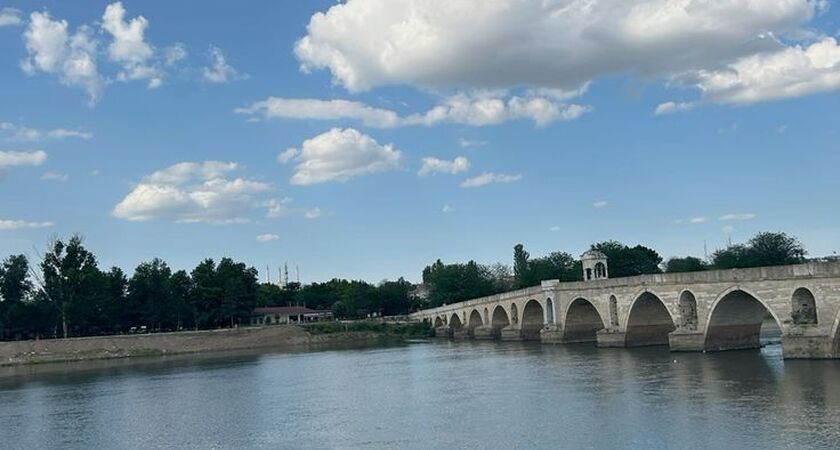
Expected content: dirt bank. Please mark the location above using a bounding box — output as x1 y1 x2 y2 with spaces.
0 326 384 366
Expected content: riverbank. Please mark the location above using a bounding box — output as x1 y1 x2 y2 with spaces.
0 322 430 366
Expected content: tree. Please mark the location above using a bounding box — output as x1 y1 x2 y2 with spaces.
665 256 708 273
423 259 500 307
513 244 530 288
712 232 806 269
0 255 33 339
191 259 222 328
128 258 173 331
591 241 662 277
40 235 102 338
169 270 193 330
216 258 259 327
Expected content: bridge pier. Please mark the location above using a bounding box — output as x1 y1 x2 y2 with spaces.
539 325 564 344
595 330 626 348
668 330 705 352
473 326 500 340
452 328 470 339
500 326 526 341
782 332 836 359
434 326 453 338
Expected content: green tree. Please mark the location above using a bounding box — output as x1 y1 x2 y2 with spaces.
712 232 806 269
128 258 173 331
513 244 530 288
191 259 222 328
591 241 663 277
0 255 33 339
169 270 193 330
40 235 102 338
665 256 708 273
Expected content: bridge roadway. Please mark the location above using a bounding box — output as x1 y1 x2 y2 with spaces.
409 262 840 359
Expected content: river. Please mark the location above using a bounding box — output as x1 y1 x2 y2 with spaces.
1 339 839 449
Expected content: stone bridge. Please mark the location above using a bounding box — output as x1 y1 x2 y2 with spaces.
409 262 840 359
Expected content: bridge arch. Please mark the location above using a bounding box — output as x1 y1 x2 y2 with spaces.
564 297 605 343
678 290 699 330
468 309 483 330
491 305 510 330
521 299 545 340
510 303 519 325
433 316 443 327
449 313 463 330
703 287 782 352
791 287 818 325
624 290 676 347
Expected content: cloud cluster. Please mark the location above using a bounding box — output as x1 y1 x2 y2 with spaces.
237 92 589 128
0 150 47 167
460 172 521 188
256 233 279 243
0 122 92 141
280 128 402 186
112 161 273 223
41 171 69 182
418 156 469 176
18 3 240 103
0 219 54 230
295 0 816 94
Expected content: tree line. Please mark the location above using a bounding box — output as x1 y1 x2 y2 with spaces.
0 235 416 341
419 231 809 308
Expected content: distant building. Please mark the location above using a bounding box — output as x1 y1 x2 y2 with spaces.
409 283 429 300
249 306 334 326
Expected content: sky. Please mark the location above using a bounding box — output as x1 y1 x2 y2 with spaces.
1 0 839 284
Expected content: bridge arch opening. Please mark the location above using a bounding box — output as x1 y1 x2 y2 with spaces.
704 289 782 352
564 298 605 343
469 309 483 330
609 295 619 328
679 290 699 330
791 288 817 325
433 317 443 328
449 313 462 330
625 292 676 347
491 305 510 330
521 300 545 340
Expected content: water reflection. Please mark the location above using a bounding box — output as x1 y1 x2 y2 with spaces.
0 341 838 449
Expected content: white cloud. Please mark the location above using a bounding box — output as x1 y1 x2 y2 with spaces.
0 122 92 141
442 204 453 213
460 172 521 188
264 197 293 218
237 98 401 128
458 138 487 148
0 150 47 167
0 219 54 230
550 225 560 232
112 161 273 223
283 128 402 186
304 207 323 219
418 156 469 176
593 200 609 208
203 46 247 83
680 37 840 105
102 2 161 88
0 7 21 27
236 92 589 128
164 43 187 66
689 216 708 224
256 233 280 243
21 11 103 104
776 124 788 134
654 101 694 116
41 171 69 182
719 213 757 221
295 0 815 93
277 148 300 164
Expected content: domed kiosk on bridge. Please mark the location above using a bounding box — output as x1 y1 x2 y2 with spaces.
581 250 608 281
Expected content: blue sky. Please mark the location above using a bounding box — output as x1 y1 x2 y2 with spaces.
1 0 839 283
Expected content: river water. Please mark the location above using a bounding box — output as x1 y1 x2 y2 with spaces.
1 339 839 450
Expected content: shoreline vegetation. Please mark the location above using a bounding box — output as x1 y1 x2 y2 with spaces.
0 321 433 367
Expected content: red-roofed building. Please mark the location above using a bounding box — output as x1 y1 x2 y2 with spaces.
249 306 334 326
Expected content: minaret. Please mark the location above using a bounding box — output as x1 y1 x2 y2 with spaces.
266 265 271 284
